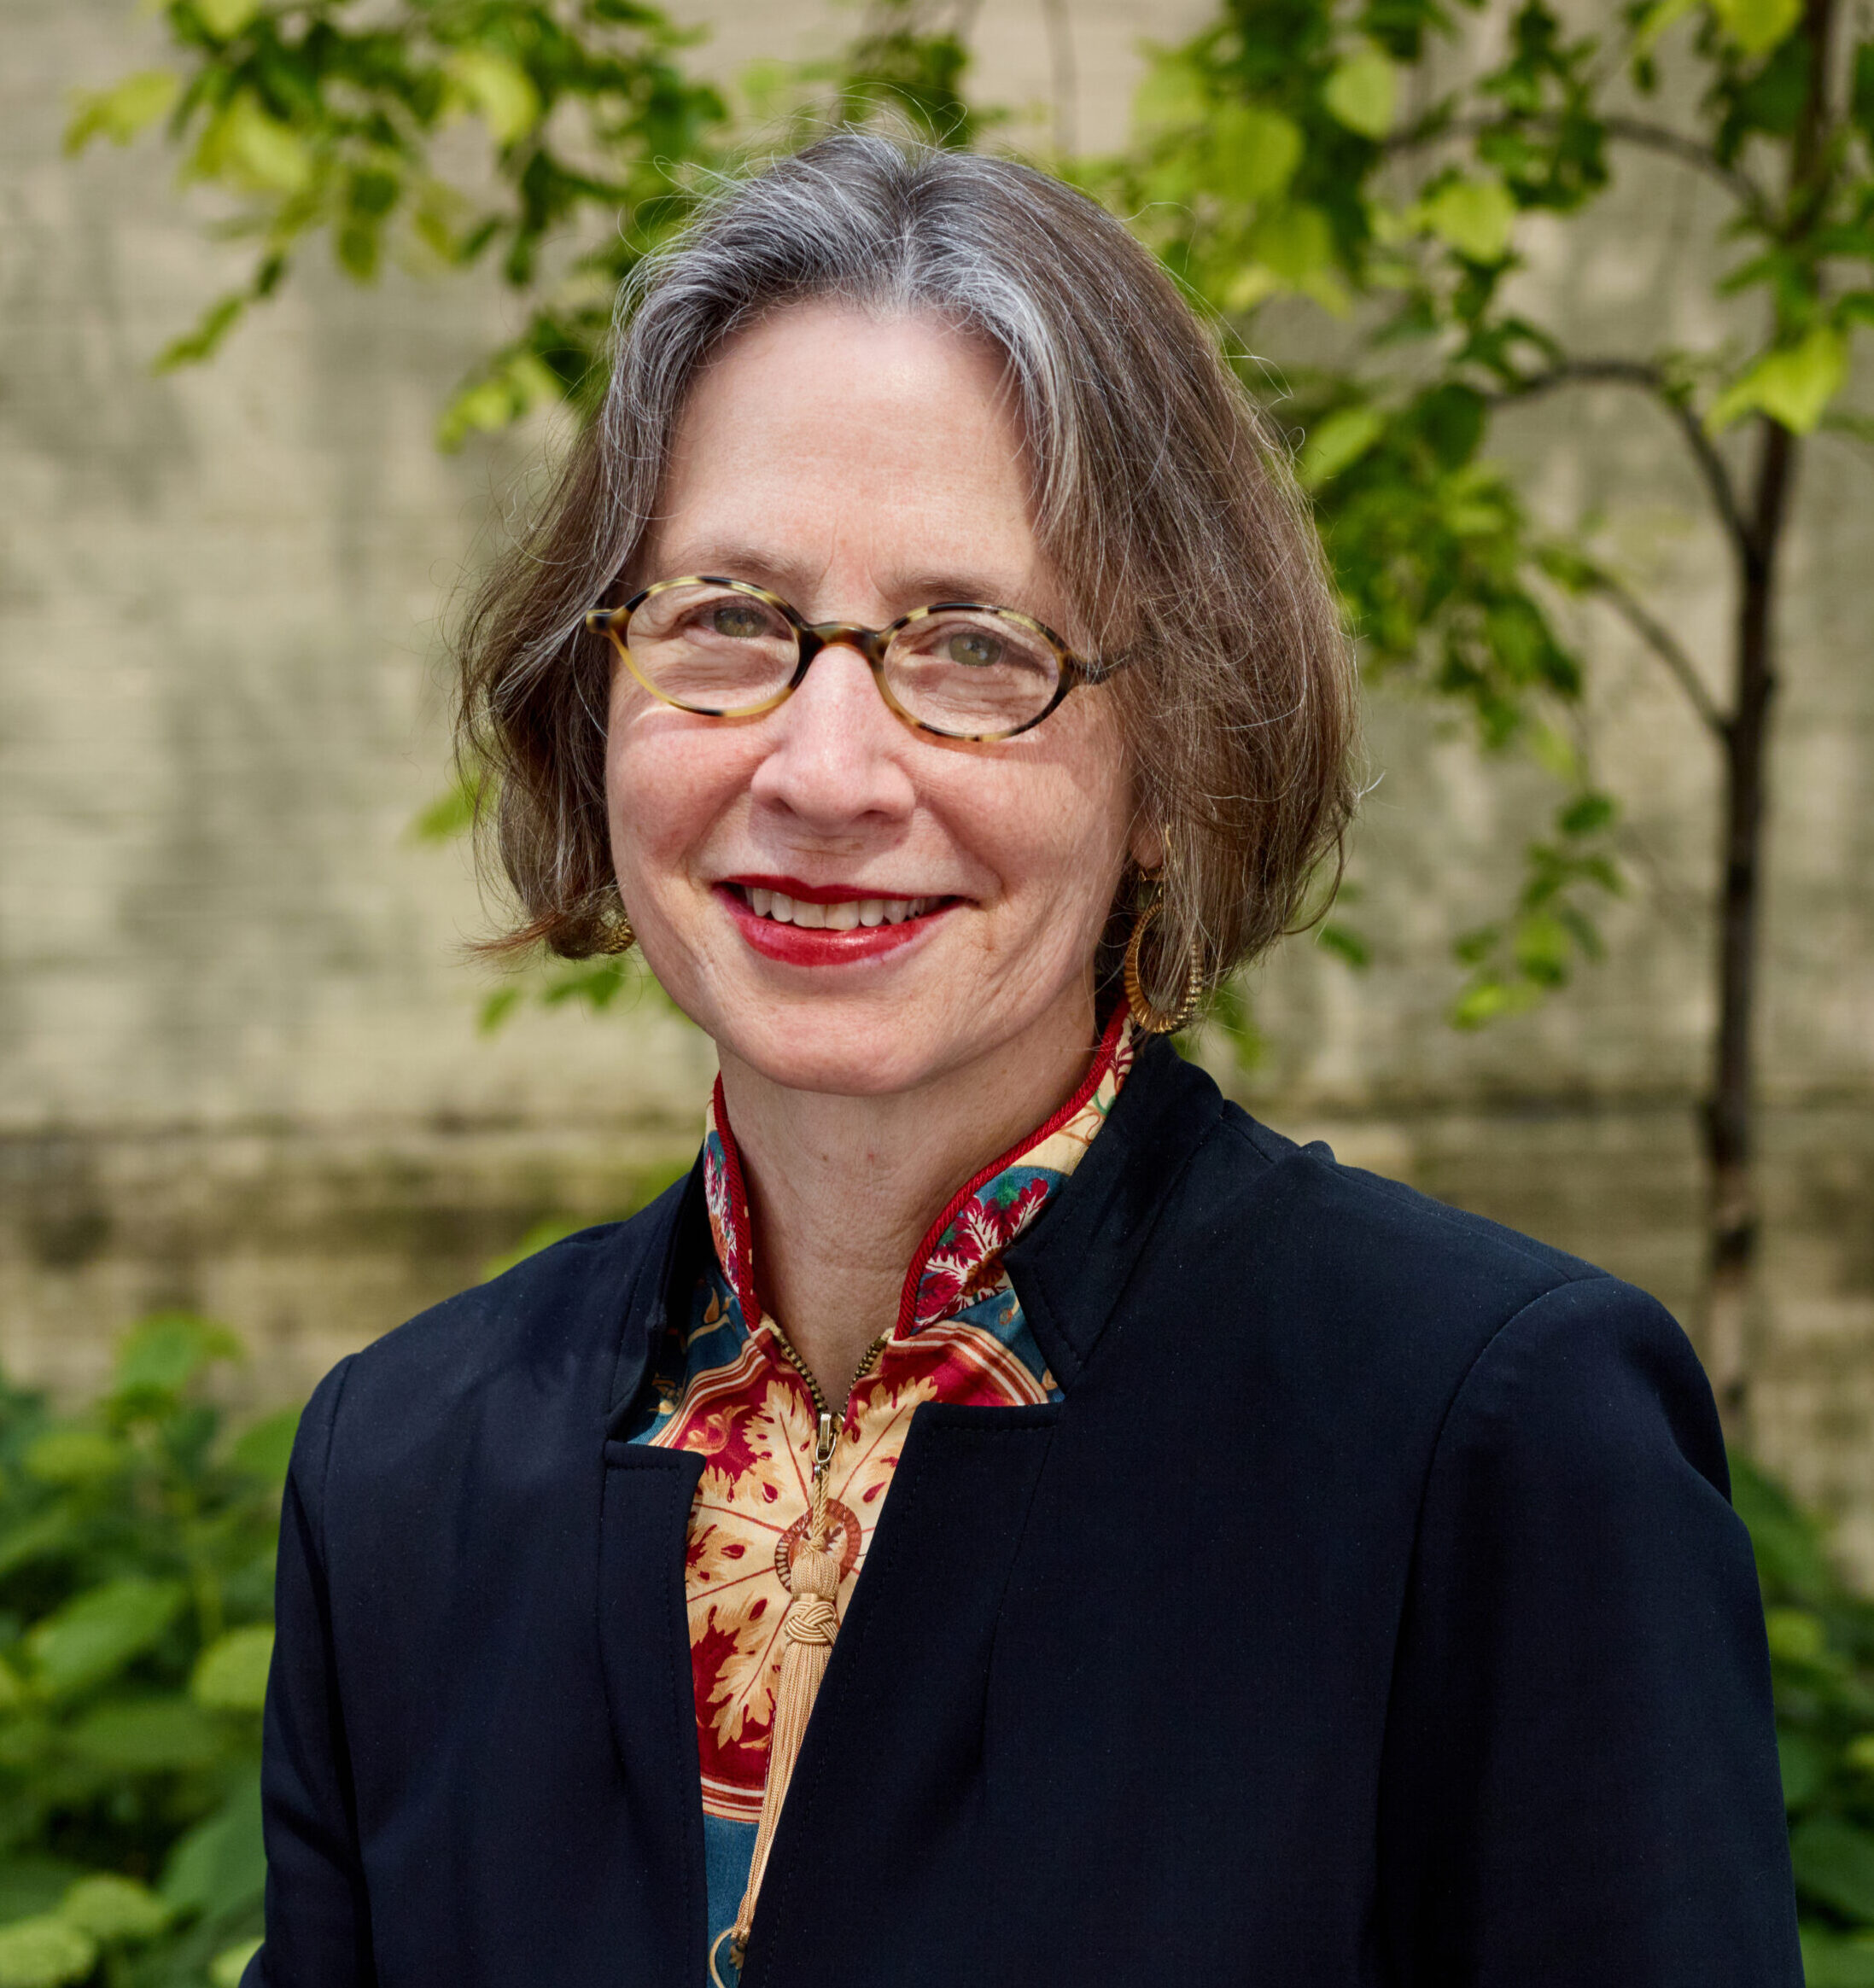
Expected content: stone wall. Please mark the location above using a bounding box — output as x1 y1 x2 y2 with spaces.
3 0 1871 1570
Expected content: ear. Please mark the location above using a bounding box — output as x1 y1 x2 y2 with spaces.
1129 816 1165 874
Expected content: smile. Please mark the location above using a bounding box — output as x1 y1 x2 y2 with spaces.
717 878 960 965
739 886 942 930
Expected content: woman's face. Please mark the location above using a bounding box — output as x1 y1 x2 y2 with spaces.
608 301 1142 1098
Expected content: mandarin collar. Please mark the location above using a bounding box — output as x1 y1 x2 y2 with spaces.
702 1006 1135 1342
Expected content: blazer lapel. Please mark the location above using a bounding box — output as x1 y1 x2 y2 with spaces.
594 1163 711 1986
736 1400 1060 1988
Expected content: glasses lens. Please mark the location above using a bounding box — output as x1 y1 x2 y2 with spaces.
884 609 1063 737
623 582 798 714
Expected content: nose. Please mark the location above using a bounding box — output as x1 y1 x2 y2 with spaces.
745 641 918 835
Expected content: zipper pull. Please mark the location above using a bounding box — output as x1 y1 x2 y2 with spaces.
813 1409 837 1489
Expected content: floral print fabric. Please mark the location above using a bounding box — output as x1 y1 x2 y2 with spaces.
622 1009 1134 1962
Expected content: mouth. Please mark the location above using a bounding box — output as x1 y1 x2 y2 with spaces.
716 877 961 964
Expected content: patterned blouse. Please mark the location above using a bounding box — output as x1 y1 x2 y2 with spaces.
622 1008 1135 1966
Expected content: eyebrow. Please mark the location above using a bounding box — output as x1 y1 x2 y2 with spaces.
651 544 1039 615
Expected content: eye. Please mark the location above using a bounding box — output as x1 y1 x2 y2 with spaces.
709 598 774 639
942 627 1005 668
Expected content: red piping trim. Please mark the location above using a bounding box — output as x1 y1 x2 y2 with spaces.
891 1004 1130 1341
709 1072 764 1327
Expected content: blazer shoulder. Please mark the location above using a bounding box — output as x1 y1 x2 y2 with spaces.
1170 1099 1635 1386
1217 1098 1601 1277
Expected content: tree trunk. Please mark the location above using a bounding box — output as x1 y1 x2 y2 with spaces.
1701 0 1834 1435
1703 418 1793 1432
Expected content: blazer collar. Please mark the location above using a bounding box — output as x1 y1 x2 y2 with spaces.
617 1032 1232 1423
1002 1034 1230 1390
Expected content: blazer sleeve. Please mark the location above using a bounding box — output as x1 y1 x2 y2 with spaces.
1376 1274 1802 1987
243 1355 377 1988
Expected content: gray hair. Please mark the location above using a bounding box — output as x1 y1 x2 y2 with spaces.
459 129 1359 1015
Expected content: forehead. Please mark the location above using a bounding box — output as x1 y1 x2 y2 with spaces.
647 303 1048 605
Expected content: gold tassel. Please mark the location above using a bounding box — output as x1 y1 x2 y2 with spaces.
723 1443 841 1973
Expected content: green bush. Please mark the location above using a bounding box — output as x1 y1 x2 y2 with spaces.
0 1315 291 1987
0 1317 1865 1982
1734 1458 1874 1984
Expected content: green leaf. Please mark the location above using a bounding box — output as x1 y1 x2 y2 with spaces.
1801 1927 1874 1988
1316 923 1372 969
1322 50 1397 139
447 50 544 148
113 1312 242 1398
1249 202 1336 283
1416 178 1517 263
68 1695 221 1771
58 1873 168 1943
1300 405 1387 487
1711 0 1803 58
411 771 480 843
194 0 260 35
199 93 313 197
0 1513 73 1584
0 1916 96 1988
1133 53 1207 134
1633 0 1700 54
1848 1733 1874 1775
161 1774 266 1920
1709 327 1848 434
1778 1726 1830 1807
1209 105 1303 204
229 1407 299 1483
1794 1816 1874 1923
155 294 246 373
1766 1605 1829 1662
26 1579 187 1700
1451 976 1539 1029
211 1939 264 1988
0 1873 80 1930
1559 791 1616 837
192 1627 274 1714
63 72 179 154
20 1431 124 1489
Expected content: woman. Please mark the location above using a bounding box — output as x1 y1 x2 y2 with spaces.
249 134 1801 1986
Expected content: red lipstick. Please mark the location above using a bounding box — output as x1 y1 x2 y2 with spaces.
715 878 960 966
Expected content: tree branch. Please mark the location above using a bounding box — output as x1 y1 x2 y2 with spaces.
1599 116 1768 218
1488 359 1754 563
1584 566 1731 739
1387 113 1768 219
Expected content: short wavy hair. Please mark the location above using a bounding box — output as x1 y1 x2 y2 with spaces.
458 130 1358 1019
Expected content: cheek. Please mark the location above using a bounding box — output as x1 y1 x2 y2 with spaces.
980 723 1132 932
605 695 750 893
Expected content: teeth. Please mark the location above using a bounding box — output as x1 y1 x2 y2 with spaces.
740 888 938 928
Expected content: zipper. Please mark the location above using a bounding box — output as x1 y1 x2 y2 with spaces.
765 1322 886 1485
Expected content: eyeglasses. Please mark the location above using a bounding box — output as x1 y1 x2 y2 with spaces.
584 576 1114 743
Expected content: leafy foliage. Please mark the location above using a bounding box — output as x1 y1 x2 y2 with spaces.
0 1318 294 1987
67 0 734 442
1087 0 1872 1023
1733 1459 1874 1982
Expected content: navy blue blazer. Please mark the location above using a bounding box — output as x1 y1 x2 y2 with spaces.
249 1036 1801 1986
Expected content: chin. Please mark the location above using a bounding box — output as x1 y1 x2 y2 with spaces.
719 1008 976 1099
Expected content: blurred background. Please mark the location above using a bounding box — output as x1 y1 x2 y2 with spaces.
3 0 1874 1974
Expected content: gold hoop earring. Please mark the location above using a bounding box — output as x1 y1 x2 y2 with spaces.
1124 895 1202 1035
596 904 636 955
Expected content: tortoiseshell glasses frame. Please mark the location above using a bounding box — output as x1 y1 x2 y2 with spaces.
584 574 1117 744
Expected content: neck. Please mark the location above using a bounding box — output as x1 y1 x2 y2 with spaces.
716 992 1104 1406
